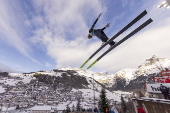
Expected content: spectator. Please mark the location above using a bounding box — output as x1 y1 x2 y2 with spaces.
89 108 93 112
136 106 146 113
160 84 170 99
108 109 111 113
82 108 86 112
94 108 98 113
108 109 115 113
106 108 109 113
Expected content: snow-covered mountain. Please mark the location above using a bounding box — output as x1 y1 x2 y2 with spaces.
59 55 170 90
1 55 170 92
0 55 170 111
61 67 115 87
111 55 170 91
60 55 170 90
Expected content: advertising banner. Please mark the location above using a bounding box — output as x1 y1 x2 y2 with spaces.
146 83 170 93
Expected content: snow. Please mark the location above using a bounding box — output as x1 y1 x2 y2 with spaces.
106 90 121 102
1 57 170 112
79 89 100 99
5 71 64 86
30 105 53 110
0 78 18 86
85 77 102 91
6 56 170 88
0 71 135 112
8 73 34 84
61 67 115 86
115 68 137 85
69 101 77 106
36 71 63 77
0 86 5 93
114 90 132 95
68 101 93 109
57 101 71 110
1 106 16 112
116 69 136 80
72 88 122 103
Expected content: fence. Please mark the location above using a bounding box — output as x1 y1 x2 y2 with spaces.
132 97 170 113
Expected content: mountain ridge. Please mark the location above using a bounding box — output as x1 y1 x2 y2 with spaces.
1 55 170 92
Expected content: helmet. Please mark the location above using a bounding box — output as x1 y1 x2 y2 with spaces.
88 34 92 39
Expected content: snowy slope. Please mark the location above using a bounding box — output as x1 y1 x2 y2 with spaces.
114 68 137 85
61 67 115 87
9 73 34 84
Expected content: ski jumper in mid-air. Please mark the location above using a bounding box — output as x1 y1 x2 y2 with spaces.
88 23 116 47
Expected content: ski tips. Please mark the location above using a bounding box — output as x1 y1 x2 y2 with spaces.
87 60 98 69
80 59 90 68
143 10 147 14
99 13 102 17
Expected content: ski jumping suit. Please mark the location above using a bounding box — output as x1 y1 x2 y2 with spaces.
89 27 115 46
160 85 170 99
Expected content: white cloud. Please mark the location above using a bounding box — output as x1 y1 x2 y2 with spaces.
1 0 169 73
28 0 170 73
91 0 170 72
94 22 170 72
30 0 104 68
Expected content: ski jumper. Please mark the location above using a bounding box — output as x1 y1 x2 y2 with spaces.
89 27 115 46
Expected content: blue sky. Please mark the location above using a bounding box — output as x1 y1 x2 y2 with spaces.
0 0 170 73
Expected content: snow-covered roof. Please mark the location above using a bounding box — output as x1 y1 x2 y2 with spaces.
1 107 16 111
29 105 53 111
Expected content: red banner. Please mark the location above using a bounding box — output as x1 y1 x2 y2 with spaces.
152 76 170 83
160 71 170 76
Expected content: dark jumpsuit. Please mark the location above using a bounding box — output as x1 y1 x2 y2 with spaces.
89 27 115 46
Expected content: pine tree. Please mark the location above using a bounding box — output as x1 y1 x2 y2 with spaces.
66 105 70 113
98 88 109 113
121 96 127 113
72 104 75 112
76 98 81 111
63 109 66 113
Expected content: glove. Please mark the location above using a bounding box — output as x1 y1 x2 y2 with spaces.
105 23 110 28
89 29 92 33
